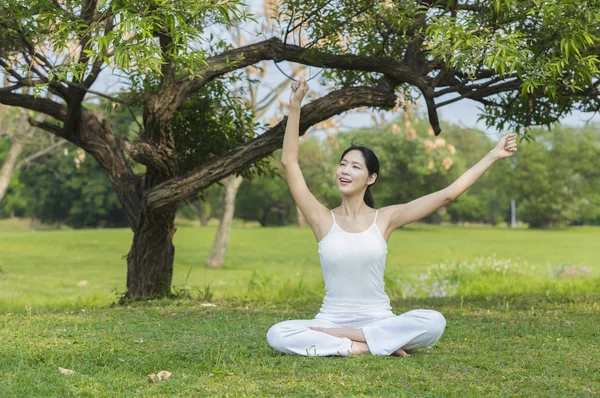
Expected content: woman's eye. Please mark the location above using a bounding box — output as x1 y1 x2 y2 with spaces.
353 166 359 169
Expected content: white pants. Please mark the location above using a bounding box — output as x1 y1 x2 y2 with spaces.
266 309 446 356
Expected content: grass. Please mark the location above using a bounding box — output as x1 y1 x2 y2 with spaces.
1 219 599 396
1 295 599 397
0 219 599 313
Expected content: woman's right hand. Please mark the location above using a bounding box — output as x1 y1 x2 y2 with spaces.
289 77 309 108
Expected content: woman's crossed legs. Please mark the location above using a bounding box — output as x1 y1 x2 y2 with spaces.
307 326 409 356
266 309 446 357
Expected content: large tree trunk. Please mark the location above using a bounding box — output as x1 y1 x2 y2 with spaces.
205 174 243 268
0 138 26 201
125 204 178 300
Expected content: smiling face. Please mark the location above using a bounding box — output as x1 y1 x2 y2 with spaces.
336 150 377 193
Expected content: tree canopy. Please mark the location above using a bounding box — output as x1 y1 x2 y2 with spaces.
280 0 599 131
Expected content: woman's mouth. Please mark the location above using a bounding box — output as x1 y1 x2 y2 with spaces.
339 178 352 185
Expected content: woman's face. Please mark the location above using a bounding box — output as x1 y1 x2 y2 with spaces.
336 150 376 193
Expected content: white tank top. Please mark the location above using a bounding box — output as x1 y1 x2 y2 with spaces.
316 209 393 320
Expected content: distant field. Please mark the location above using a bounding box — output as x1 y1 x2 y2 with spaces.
0 218 598 314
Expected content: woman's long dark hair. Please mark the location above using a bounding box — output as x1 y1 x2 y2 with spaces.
339 138 379 209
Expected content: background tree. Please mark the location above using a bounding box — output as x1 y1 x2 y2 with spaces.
0 92 66 203
1 0 599 300
441 125 511 225
508 125 600 228
181 187 221 227
17 143 129 228
236 155 296 226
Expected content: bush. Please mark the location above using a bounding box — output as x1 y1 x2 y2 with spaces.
394 255 599 298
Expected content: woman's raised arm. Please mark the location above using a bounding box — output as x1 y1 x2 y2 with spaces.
280 78 330 240
280 78 308 166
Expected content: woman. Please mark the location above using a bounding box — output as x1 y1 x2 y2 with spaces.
267 77 518 357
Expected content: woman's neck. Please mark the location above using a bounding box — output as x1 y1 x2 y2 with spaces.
337 194 371 217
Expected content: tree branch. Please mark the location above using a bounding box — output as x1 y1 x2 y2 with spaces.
421 92 442 136
28 118 64 136
15 139 67 170
0 59 27 83
18 102 144 228
0 22 69 99
122 139 173 174
433 74 518 98
0 92 67 121
436 79 522 108
144 82 398 210
177 38 427 105
255 78 290 117
158 29 175 88
83 16 114 89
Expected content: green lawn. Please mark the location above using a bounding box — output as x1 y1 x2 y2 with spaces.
1 295 599 397
1 221 599 313
1 221 599 396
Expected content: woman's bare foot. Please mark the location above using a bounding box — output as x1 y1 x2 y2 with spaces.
351 341 370 355
392 348 410 357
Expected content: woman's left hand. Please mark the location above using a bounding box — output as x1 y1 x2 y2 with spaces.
490 133 518 160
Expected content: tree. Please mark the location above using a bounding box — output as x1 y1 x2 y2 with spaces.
1 0 598 300
17 143 129 228
508 125 600 228
184 189 220 227
235 154 296 227
205 174 244 268
438 125 511 224
0 79 66 203
0 111 66 202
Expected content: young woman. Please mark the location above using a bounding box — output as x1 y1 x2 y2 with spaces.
267 77 518 357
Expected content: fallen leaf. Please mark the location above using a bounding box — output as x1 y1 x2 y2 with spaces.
148 370 172 383
157 370 172 380
58 367 75 375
